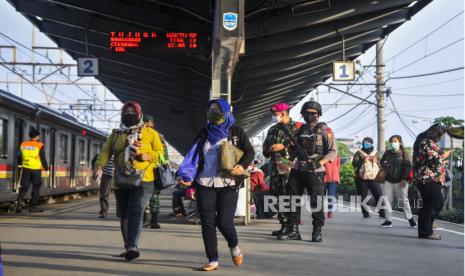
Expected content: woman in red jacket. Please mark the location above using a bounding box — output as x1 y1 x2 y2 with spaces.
324 155 340 219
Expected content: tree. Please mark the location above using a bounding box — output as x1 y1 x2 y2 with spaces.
337 142 352 159
433 116 464 127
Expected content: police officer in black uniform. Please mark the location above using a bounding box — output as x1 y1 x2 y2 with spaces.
278 100 337 242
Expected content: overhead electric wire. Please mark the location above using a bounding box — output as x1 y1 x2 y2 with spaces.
393 77 464 90
389 96 416 140
324 36 389 114
385 10 464 63
389 37 464 74
333 104 373 133
0 32 107 105
394 92 463 97
388 66 464 80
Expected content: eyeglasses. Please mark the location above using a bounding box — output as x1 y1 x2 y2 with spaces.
207 108 221 112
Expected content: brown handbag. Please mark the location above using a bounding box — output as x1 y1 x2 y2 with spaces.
375 153 391 183
220 141 250 179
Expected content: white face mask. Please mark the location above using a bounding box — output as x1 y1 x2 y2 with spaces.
272 115 281 124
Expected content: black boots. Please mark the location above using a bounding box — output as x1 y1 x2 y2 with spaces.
277 224 302 240
272 223 289 236
15 201 22 213
312 226 323 242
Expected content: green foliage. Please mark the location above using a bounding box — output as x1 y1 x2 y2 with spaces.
338 163 356 196
438 208 464 224
433 116 464 127
336 142 352 158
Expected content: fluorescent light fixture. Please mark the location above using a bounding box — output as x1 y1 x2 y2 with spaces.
408 1 418 8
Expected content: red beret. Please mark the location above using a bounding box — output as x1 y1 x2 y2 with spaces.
271 102 290 112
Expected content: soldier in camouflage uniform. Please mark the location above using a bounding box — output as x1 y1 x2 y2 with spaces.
143 115 168 229
263 103 302 237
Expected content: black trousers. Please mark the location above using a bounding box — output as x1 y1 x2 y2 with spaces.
99 173 113 213
17 168 43 208
172 187 187 213
355 179 384 216
253 190 266 218
418 181 444 237
286 169 325 228
270 174 288 223
196 184 239 262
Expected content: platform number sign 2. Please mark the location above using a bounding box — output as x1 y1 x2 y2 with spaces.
332 61 355 81
78 58 99 77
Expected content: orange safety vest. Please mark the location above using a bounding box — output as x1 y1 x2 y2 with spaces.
20 140 44 170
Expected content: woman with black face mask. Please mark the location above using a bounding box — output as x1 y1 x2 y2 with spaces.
94 102 164 260
176 99 254 271
352 137 384 218
413 124 451 240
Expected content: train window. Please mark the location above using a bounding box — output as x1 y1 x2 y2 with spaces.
78 139 86 165
93 143 100 157
0 118 8 157
59 134 69 163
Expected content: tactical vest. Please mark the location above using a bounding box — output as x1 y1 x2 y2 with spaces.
20 140 44 170
297 122 328 158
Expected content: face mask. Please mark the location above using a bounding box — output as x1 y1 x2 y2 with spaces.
362 142 372 149
390 142 400 151
207 111 225 125
272 115 281 124
303 112 318 124
122 113 139 126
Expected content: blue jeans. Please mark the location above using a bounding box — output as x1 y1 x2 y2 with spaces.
114 185 145 250
325 182 338 212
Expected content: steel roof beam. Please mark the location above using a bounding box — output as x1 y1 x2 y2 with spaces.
245 7 408 54
52 38 210 81
238 29 381 70
246 0 416 38
237 46 365 79
45 0 210 32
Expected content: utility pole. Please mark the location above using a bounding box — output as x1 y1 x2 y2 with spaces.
376 39 385 153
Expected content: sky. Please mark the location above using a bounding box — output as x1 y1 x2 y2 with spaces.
0 0 463 148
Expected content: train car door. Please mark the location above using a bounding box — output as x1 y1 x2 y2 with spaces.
0 110 11 194
70 134 76 188
12 118 25 192
49 128 56 189
39 126 51 189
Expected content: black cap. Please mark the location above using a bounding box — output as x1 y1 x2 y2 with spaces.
300 100 322 116
362 137 374 145
143 114 154 123
29 128 40 139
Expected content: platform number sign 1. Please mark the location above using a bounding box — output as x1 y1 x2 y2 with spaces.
332 61 355 81
77 58 99 77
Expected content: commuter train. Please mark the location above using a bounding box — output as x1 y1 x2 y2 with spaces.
0 89 108 205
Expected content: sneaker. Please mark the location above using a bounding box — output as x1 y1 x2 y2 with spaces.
363 213 370 218
150 223 161 229
409 218 417 228
379 221 392 228
419 234 441 240
125 248 140 261
201 263 219 271
327 212 333 219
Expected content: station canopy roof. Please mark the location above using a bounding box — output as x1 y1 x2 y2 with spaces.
8 0 433 153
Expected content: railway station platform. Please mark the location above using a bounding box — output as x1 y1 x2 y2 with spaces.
1 192 463 276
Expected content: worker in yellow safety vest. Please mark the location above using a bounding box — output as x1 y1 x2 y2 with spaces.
15 128 49 213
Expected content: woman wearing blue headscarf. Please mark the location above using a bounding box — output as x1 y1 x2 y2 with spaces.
177 99 255 271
